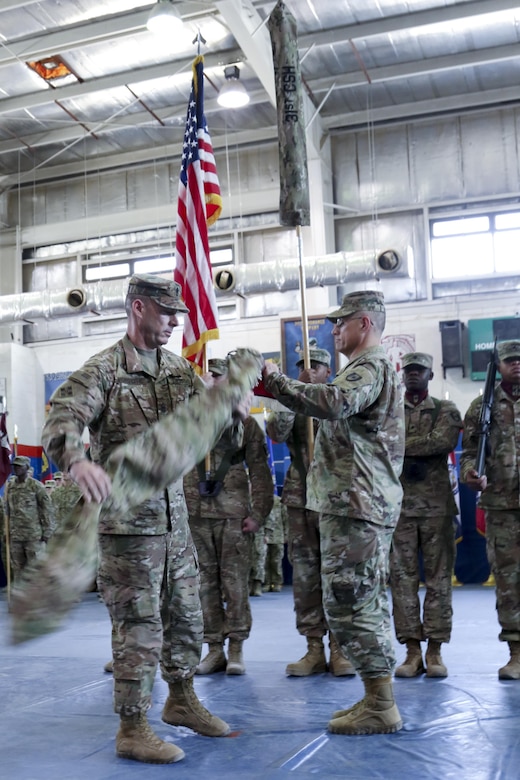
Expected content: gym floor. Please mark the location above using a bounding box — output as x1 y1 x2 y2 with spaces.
0 585 518 779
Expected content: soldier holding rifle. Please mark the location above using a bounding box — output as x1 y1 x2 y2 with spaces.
461 340 520 679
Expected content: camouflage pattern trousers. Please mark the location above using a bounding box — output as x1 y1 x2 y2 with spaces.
389 514 455 644
286 506 327 638
264 543 284 589
189 516 252 644
320 514 396 679
97 531 203 717
485 509 520 643
10 540 46 583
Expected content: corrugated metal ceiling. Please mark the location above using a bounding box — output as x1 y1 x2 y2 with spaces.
1 0 519 189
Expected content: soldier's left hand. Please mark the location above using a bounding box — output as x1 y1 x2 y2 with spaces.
242 516 259 534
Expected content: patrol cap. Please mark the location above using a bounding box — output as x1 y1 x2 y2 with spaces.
54 471 63 479
127 273 189 314
402 352 433 370
497 340 520 361
12 455 30 467
45 480 56 487
327 290 385 322
208 357 228 376
296 346 331 368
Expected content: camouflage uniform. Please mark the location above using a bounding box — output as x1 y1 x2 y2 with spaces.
266 411 326 633
461 379 520 645
264 344 405 679
390 391 462 645
249 529 266 594
185 416 273 646
262 494 286 592
42 332 207 716
51 483 82 529
5 468 55 582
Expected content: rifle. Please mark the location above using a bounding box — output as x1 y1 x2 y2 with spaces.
475 340 498 478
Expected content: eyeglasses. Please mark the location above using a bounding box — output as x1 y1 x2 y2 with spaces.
335 316 364 327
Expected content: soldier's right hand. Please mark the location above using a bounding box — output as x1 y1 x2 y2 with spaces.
69 460 112 504
465 468 487 492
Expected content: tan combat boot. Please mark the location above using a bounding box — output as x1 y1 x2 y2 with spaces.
395 639 425 678
328 676 403 735
226 639 246 675
250 580 263 597
285 637 328 677
498 641 520 679
425 639 448 678
328 633 356 677
195 643 227 675
161 677 230 736
116 713 185 763
104 659 113 674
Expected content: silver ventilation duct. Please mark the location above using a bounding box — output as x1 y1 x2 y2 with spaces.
0 279 130 324
213 249 402 296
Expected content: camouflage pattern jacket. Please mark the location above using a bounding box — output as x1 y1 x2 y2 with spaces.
42 334 205 535
184 416 273 525
264 346 405 525
400 395 462 517
51 483 82 528
460 384 520 510
266 412 317 509
5 477 55 542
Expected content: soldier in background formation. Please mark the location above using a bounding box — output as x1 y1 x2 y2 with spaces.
262 493 286 593
42 274 235 765
461 339 520 680
389 352 463 679
4 455 55 582
185 357 274 677
266 344 355 678
50 471 82 530
263 290 405 736
249 526 267 597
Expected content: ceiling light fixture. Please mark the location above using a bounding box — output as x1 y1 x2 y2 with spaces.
146 0 184 36
217 65 250 108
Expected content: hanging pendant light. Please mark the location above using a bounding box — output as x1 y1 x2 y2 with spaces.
217 65 250 108
146 0 184 36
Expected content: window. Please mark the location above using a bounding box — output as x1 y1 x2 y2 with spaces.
430 211 520 279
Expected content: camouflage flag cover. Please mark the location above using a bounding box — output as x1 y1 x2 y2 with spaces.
268 0 310 227
10 348 264 644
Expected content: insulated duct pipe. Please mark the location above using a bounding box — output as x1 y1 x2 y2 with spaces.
213 249 402 296
0 279 131 324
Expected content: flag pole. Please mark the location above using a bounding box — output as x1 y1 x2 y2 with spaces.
268 1 314 457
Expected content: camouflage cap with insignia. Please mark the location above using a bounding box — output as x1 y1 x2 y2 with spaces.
208 357 228 376
402 352 433 370
296 346 331 368
497 340 520 361
12 455 30 467
54 471 63 479
127 273 189 314
327 290 385 322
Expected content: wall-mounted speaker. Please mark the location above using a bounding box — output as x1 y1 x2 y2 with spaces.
439 320 466 377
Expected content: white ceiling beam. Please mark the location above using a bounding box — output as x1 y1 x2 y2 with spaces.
213 0 275 105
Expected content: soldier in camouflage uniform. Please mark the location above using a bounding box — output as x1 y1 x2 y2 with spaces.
50 472 82 530
185 357 274 676
5 456 55 582
461 339 520 680
249 526 267 597
389 352 462 679
262 493 286 592
262 290 405 735
266 346 355 677
41 274 234 765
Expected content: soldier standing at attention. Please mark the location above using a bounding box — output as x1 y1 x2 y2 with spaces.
461 339 520 680
185 357 273 676
50 471 82 530
5 455 55 582
41 274 235 765
389 352 462 678
266 345 355 677
262 290 405 735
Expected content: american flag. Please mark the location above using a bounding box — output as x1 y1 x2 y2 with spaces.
174 55 222 373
